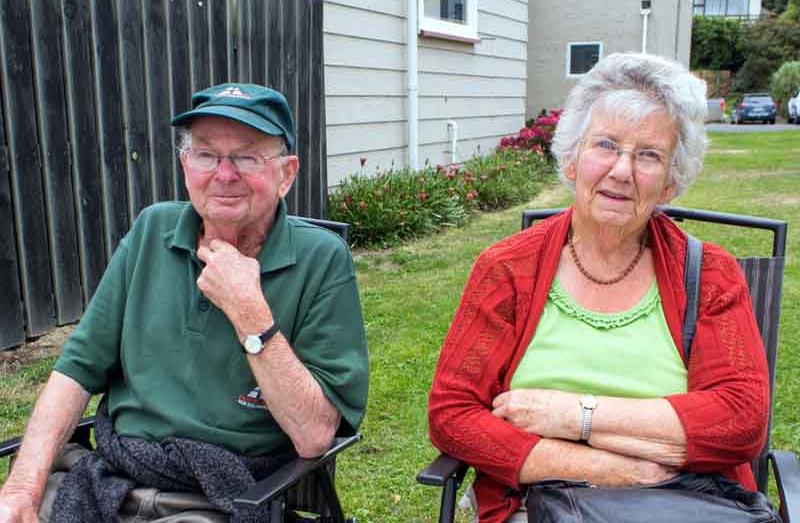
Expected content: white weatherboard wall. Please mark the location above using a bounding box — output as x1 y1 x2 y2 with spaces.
324 0 529 187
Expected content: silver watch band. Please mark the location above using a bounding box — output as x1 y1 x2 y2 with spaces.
579 394 598 442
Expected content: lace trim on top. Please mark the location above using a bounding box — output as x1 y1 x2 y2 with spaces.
549 278 660 330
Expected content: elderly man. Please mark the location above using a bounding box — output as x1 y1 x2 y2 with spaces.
0 84 368 522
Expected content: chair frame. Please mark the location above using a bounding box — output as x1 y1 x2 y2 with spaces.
418 205 799 523
0 216 360 523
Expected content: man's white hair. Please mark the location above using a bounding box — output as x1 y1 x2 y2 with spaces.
551 52 708 196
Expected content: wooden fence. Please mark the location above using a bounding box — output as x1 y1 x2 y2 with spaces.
0 0 328 350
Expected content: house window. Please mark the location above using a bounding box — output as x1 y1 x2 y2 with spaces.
567 42 602 77
693 0 751 16
418 0 479 43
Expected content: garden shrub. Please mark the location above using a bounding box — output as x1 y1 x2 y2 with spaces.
329 148 552 248
771 61 800 114
501 109 561 159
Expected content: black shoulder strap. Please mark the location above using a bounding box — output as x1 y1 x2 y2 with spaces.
683 234 703 362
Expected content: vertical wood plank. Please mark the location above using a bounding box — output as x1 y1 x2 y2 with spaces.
0 0 56 337
208 0 230 85
267 0 283 92
188 0 210 92
294 0 312 216
310 0 327 218
143 0 174 202
118 0 152 222
282 0 299 214
92 0 130 256
0 90 26 349
235 0 251 83
167 0 191 200
30 0 82 323
250 0 266 85
61 0 106 301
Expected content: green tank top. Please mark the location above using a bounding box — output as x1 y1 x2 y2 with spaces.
510 279 687 398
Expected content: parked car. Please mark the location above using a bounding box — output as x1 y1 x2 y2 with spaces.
788 90 800 124
705 98 726 123
732 93 776 124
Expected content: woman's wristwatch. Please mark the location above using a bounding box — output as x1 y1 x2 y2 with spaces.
579 394 599 442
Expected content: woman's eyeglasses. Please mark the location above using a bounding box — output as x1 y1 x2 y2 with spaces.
582 136 672 176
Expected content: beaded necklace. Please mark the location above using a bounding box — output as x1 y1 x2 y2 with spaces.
568 231 646 285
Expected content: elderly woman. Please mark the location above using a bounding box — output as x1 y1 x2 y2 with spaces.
428 53 770 523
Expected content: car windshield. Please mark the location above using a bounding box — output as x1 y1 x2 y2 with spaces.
744 96 773 104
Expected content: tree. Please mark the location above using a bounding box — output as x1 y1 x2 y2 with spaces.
770 61 800 115
690 16 746 71
764 0 789 14
733 16 800 91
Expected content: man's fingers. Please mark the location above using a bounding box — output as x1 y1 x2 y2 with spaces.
208 239 235 252
197 245 211 263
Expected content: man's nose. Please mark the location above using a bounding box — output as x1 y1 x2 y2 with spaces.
214 156 241 182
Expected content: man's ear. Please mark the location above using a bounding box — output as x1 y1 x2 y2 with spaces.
564 160 577 182
277 156 299 198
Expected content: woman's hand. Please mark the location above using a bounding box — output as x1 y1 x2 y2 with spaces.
492 389 581 440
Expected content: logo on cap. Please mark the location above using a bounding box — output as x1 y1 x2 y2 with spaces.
216 86 251 100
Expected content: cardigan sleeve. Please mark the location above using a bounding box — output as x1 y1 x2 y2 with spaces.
428 247 540 490
666 244 770 471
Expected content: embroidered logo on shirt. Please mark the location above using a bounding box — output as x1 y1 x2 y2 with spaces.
216 86 251 100
238 386 267 410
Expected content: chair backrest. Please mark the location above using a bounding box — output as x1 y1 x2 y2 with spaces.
294 215 351 245
522 206 788 494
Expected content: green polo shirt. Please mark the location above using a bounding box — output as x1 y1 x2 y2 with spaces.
55 199 368 456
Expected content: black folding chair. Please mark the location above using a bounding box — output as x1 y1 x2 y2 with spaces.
417 206 799 523
1 216 360 523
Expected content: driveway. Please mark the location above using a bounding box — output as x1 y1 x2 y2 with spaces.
706 123 798 133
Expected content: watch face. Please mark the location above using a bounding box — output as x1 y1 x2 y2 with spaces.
244 335 263 354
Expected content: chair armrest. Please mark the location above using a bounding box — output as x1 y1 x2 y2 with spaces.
0 416 96 458
416 453 469 487
769 450 800 523
233 433 361 509
0 436 23 458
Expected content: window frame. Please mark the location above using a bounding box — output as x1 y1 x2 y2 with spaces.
418 0 479 43
565 41 604 78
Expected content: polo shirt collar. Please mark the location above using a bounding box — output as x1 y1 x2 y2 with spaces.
167 199 296 273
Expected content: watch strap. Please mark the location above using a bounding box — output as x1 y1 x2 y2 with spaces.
579 395 597 442
258 323 281 345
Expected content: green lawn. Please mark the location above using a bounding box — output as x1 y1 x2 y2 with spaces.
1 129 799 522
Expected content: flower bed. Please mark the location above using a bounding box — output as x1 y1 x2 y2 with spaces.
328 148 553 248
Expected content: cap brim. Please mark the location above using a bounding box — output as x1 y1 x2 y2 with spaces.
171 105 287 142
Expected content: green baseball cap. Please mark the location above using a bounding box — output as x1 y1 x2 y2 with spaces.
171 83 296 152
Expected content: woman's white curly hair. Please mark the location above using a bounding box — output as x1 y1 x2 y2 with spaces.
551 52 708 196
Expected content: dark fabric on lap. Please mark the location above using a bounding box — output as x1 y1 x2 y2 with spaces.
51 399 294 522
525 473 781 523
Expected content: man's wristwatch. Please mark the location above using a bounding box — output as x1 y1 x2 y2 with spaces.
242 324 280 355
579 394 598 442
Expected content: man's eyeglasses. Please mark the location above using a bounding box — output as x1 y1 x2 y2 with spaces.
182 149 285 175
581 136 672 176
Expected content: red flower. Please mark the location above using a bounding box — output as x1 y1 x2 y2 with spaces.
466 190 477 201
418 191 429 202
359 201 368 209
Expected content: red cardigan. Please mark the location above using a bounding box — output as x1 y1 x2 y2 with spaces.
428 208 770 523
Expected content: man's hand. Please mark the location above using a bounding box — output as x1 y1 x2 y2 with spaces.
196 239 271 336
491 389 580 440
0 491 39 523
